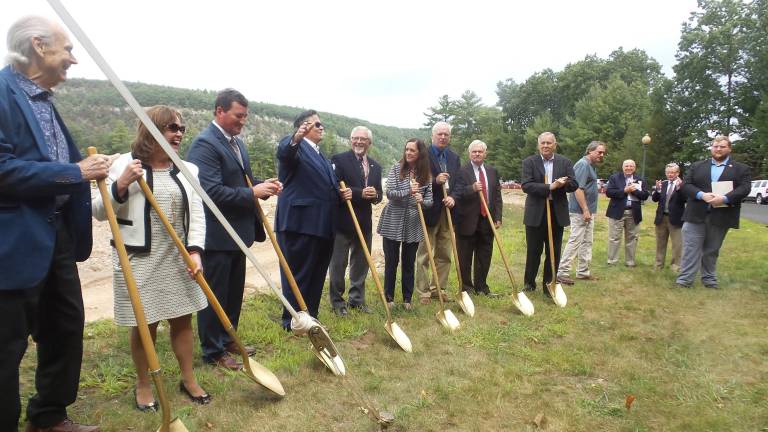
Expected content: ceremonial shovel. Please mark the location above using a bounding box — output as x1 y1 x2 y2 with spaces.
442 183 475 317
89 148 188 432
544 176 568 307
137 178 284 395
478 189 534 316
339 181 412 352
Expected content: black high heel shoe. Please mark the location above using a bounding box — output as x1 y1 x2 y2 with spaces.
179 381 212 405
134 387 158 412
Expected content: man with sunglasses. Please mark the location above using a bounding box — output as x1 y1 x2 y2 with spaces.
275 110 352 330
187 88 282 370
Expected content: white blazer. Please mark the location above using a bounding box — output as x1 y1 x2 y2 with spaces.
92 152 205 253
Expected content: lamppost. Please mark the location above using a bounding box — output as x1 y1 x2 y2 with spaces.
641 133 651 180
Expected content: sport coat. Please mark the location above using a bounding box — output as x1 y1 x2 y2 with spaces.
605 172 650 224
275 135 340 239
652 180 686 227
451 162 503 236
679 158 751 229
521 153 577 227
331 150 382 236
186 122 266 251
423 146 461 226
0 65 92 291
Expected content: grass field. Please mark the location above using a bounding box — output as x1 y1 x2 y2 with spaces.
19 198 768 431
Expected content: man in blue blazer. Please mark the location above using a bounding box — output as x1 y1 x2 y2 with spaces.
0 16 109 432
275 110 351 330
605 159 650 267
328 126 382 316
187 89 282 370
651 163 686 271
415 121 460 304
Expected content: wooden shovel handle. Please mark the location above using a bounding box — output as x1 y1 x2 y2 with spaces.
478 189 519 293
442 183 463 292
413 182 446 308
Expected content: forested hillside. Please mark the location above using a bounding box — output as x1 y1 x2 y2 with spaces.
55 79 425 178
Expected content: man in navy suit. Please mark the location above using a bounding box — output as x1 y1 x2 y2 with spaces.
275 110 351 330
521 132 578 294
415 121 460 305
329 126 382 316
605 160 649 267
0 16 109 432
676 136 751 288
652 163 686 272
187 89 281 370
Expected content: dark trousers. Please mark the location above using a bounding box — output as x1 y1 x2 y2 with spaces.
382 237 419 303
457 218 494 293
198 250 245 362
278 231 333 329
0 216 85 430
524 211 564 290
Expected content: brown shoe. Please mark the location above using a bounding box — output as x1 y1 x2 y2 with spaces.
25 418 100 432
225 342 255 356
419 297 431 305
210 353 243 371
576 274 600 281
556 276 575 285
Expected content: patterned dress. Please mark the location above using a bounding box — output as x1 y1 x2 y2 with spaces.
113 167 207 326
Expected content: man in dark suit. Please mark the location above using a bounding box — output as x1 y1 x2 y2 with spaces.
187 89 282 370
605 160 649 267
652 163 686 272
328 126 382 316
0 16 109 432
451 140 503 296
276 110 352 330
676 135 751 288
521 132 578 295
415 121 460 305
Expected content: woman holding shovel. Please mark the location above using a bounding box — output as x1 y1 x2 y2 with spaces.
377 139 433 310
92 105 211 411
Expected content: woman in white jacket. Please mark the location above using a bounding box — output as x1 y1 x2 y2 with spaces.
92 105 210 410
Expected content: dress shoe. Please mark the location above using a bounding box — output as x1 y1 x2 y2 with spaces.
476 289 500 298
419 297 431 305
179 381 212 405
225 342 255 357
25 418 100 432
333 305 349 317
575 274 600 281
556 276 574 285
349 304 372 314
403 302 413 310
387 301 396 310
522 285 535 292
430 290 450 302
209 353 243 371
133 387 157 412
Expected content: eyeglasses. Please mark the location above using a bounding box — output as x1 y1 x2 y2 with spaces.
165 123 186 134
351 136 370 142
313 121 324 129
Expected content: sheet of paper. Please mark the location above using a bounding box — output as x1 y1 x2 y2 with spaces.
711 180 733 208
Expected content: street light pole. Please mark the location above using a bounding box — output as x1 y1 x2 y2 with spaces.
641 133 651 180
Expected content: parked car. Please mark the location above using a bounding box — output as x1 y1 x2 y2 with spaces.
597 179 607 194
747 179 768 205
501 180 521 190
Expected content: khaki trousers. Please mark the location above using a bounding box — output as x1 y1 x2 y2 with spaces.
655 215 682 271
415 211 452 299
607 209 640 266
557 212 594 278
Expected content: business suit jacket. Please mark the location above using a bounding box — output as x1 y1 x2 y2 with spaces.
0 66 92 291
423 146 461 226
605 172 650 224
275 135 340 238
186 122 265 251
331 150 382 236
521 154 577 227
451 162 503 236
652 180 686 227
680 158 751 229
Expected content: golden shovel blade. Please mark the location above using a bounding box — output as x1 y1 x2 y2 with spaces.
308 325 346 376
384 321 413 353
312 346 346 376
155 418 189 432
456 291 475 317
553 283 568 307
243 357 286 396
513 292 535 316
436 309 461 331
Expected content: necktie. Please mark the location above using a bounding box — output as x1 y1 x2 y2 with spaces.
479 167 488 217
358 155 368 186
229 137 243 168
665 181 674 211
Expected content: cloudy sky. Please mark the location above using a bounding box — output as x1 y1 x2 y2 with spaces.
1 0 700 128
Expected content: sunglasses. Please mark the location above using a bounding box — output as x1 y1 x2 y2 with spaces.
305 121 324 129
165 123 186 134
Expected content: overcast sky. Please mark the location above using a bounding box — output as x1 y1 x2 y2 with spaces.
1 0 700 128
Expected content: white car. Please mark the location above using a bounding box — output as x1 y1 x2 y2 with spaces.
747 179 768 205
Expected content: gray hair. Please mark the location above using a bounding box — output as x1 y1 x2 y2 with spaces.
585 140 605 155
665 162 680 172
350 126 373 142
432 121 452 134
467 139 487 153
5 16 56 66
538 131 556 143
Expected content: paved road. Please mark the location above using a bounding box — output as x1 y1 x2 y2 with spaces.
742 202 768 224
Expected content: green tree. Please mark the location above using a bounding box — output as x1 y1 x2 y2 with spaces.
423 95 455 128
